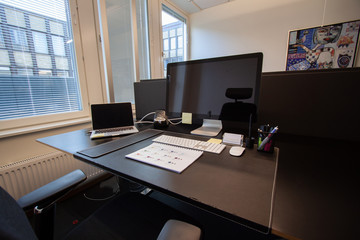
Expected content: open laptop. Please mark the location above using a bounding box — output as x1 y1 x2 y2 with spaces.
90 102 139 139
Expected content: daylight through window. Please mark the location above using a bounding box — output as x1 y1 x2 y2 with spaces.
162 5 186 76
0 0 82 120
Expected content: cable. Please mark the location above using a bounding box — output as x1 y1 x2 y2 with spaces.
321 0 327 27
135 111 183 125
83 189 120 201
136 120 154 124
135 111 155 124
168 117 182 125
168 117 182 120
83 182 121 201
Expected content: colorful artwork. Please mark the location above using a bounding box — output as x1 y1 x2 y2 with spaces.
286 20 360 71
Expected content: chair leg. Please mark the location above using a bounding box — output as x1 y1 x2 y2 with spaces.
33 203 56 240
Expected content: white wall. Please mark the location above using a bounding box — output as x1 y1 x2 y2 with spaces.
189 0 360 72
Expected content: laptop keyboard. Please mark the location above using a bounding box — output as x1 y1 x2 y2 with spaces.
94 127 135 134
91 126 138 139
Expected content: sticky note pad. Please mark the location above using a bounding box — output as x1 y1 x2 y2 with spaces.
182 112 192 124
208 138 222 144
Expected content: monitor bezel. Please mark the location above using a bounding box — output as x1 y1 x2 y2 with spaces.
165 52 263 122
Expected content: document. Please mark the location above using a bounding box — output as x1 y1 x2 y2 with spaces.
126 143 203 173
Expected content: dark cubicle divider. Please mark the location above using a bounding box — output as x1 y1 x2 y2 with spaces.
258 68 360 142
133 68 360 142
259 68 360 240
134 79 167 120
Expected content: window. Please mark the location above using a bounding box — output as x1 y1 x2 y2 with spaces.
0 28 5 47
33 32 48 54
0 0 86 130
29 15 46 32
10 28 28 51
52 36 65 56
163 38 169 51
5 8 26 27
36 54 52 69
99 0 150 103
161 5 187 76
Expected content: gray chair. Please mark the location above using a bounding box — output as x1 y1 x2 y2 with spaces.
0 169 201 240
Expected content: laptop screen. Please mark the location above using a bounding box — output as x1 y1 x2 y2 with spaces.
91 103 134 130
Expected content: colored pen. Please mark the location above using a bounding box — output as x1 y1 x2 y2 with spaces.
258 126 278 150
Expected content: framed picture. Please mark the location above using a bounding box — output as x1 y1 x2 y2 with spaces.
286 20 360 71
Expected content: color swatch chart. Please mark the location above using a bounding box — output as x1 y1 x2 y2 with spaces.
126 142 203 173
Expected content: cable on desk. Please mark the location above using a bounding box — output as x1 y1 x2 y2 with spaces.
135 111 183 125
135 111 156 124
136 120 154 124
168 118 182 125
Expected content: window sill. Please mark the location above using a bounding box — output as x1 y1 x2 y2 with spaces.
0 117 91 139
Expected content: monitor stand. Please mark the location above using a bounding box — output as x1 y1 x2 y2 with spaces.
190 119 222 137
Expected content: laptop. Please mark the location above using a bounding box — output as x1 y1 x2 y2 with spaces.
90 102 139 139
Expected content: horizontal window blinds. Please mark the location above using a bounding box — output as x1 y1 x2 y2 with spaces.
0 0 82 120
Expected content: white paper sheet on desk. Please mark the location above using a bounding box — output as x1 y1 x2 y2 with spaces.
126 143 203 173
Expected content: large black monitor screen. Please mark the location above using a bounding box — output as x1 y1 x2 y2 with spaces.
166 53 263 121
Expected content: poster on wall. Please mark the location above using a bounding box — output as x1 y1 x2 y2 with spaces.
286 20 360 71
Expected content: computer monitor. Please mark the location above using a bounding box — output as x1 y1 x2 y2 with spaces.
166 52 263 136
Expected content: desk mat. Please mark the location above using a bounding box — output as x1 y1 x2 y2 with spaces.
77 129 163 158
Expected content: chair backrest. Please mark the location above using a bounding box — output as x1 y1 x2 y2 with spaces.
225 88 253 102
0 186 38 240
219 88 257 122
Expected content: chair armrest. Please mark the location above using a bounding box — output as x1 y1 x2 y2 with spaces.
17 169 87 209
157 219 201 240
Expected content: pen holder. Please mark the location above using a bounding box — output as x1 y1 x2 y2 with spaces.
257 129 276 153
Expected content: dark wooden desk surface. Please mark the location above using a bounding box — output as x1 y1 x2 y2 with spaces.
38 125 278 234
38 123 360 240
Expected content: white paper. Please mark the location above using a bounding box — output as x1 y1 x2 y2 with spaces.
126 143 203 173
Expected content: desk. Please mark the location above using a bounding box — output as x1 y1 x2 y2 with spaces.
271 134 359 240
38 125 360 240
38 125 278 234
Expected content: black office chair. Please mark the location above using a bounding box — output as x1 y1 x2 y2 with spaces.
0 169 201 240
219 88 257 147
219 88 257 123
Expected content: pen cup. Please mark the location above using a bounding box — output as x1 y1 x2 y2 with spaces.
257 129 276 153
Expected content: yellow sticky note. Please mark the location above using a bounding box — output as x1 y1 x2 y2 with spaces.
182 112 192 124
208 138 222 144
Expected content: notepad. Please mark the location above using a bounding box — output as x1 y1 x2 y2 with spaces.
126 143 203 173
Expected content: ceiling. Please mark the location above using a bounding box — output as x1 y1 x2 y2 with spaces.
170 0 234 14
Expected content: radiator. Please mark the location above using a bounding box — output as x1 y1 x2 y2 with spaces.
0 151 104 200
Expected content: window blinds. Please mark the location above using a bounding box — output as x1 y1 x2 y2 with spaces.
0 0 82 120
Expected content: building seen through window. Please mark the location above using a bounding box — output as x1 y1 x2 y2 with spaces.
0 0 82 120
162 6 186 76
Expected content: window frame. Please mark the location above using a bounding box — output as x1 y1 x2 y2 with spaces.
0 0 90 138
147 0 189 79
